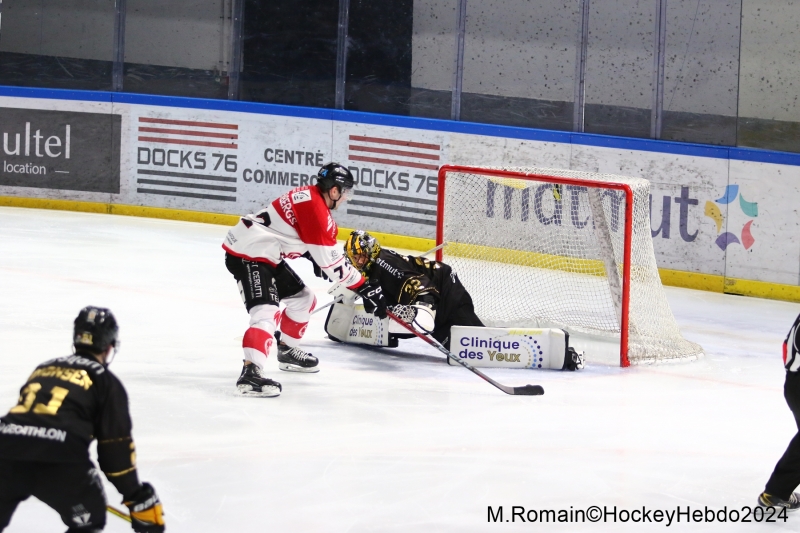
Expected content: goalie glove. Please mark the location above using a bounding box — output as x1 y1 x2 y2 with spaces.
412 302 436 334
124 483 165 533
356 280 387 319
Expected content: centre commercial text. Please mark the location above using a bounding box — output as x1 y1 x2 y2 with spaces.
241 147 438 194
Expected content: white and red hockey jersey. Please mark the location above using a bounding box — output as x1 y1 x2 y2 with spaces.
223 185 364 290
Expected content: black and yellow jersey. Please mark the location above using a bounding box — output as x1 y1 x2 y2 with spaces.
0 352 140 498
359 248 484 347
366 249 447 306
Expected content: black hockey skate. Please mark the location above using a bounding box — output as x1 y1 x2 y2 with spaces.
277 343 319 373
236 363 282 397
564 347 585 371
758 492 800 511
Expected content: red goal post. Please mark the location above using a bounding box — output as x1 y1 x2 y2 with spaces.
435 165 703 367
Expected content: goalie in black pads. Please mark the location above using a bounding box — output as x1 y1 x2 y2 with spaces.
0 307 165 533
327 230 483 350
324 231 584 371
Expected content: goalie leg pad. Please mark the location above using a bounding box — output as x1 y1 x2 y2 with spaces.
325 302 391 346
449 326 584 370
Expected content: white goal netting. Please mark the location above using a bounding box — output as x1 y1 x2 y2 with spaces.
438 166 703 366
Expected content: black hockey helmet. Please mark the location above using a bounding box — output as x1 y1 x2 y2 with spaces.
73 306 119 354
316 163 355 193
344 230 381 273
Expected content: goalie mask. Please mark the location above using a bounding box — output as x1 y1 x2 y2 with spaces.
345 230 381 273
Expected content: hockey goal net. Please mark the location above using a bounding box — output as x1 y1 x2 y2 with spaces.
436 165 703 366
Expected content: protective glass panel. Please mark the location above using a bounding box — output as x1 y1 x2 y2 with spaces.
407 0 456 118
123 0 230 99
239 0 338 108
661 0 741 146
0 0 114 90
738 1 800 153
584 0 655 138
345 0 412 115
460 0 581 130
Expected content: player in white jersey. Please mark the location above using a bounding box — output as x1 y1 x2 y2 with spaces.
222 163 387 397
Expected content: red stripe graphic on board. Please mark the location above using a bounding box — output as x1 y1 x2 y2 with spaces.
138 127 238 139
138 117 238 130
137 136 238 149
349 155 439 171
349 135 438 150
348 134 441 170
137 117 239 150
349 145 440 161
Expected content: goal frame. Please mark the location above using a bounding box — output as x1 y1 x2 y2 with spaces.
436 165 636 367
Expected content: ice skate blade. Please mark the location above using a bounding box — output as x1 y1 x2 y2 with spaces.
236 384 281 397
278 362 320 373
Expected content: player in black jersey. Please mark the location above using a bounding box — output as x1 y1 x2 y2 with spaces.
0 306 165 533
342 230 483 349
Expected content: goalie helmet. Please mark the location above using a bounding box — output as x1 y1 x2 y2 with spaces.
73 306 119 354
344 230 381 273
316 162 355 193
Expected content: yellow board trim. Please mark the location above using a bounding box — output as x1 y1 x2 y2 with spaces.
2 195 799 303
443 241 606 275
337 227 436 254
658 268 725 293
0 196 241 226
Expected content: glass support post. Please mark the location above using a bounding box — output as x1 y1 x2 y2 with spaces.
112 0 126 91
227 0 244 100
450 0 467 121
650 0 667 139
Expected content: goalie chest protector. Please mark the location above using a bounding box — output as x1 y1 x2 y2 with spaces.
450 326 571 369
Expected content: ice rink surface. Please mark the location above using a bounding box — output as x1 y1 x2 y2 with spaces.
1 206 799 532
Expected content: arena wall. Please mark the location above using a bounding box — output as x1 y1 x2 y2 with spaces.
1 86 798 302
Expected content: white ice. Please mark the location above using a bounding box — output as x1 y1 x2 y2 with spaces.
1 206 799 533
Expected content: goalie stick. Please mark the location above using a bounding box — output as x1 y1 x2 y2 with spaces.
385 310 544 396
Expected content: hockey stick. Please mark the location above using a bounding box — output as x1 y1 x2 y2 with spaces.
107 505 131 523
421 242 446 256
311 298 338 316
385 311 544 396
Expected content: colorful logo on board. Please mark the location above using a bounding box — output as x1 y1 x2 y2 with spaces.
704 185 758 251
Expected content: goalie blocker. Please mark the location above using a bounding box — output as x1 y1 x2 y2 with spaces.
325 302 583 371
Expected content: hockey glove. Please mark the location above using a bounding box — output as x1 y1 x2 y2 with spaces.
357 280 387 319
124 483 165 533
328 281 358 306
302 252 329 281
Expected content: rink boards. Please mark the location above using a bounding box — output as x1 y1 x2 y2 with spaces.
0 86 799 302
